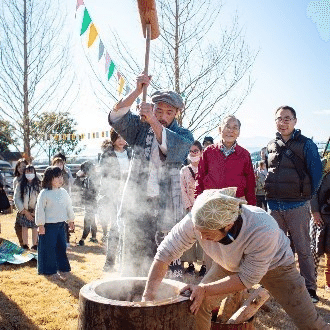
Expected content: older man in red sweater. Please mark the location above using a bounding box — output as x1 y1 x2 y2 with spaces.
195 115 256 205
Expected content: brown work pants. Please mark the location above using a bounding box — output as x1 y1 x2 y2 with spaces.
196 262 329 330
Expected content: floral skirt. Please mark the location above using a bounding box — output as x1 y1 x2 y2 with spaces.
16 212 37 229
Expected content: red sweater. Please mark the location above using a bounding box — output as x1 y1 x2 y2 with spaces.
195 144 257 205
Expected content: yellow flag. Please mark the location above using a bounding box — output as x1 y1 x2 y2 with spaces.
118 76 125 95
88 23 98 48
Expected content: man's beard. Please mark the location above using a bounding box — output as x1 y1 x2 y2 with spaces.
159 120 169 127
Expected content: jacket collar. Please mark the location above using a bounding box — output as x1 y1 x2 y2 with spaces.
276 129 301 142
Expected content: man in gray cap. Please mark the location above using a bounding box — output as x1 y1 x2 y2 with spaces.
108 73 194 276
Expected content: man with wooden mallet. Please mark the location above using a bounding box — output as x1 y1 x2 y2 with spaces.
108 0 193 278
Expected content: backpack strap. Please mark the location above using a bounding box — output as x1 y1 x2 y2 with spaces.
275 139 307 196
187 166 195 179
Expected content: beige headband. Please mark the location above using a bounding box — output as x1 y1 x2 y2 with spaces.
191 187 247 230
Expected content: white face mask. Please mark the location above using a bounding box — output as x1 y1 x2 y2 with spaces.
25 173 35 181
188 154 201 163
76 170 84 177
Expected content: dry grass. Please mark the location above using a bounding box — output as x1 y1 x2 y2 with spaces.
0 210 329 330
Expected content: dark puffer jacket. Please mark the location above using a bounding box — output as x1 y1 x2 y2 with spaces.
265 130 312 201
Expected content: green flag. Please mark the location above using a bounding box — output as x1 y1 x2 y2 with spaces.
80 9 92 35
107 61 115 80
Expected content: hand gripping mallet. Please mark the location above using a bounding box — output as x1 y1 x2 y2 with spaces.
137 0 160 121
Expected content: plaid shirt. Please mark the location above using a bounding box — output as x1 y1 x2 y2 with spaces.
219 142 237 157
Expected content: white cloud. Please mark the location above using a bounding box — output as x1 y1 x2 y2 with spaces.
313 109 330 115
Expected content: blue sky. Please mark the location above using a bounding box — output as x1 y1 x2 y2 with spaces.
68 0 330 154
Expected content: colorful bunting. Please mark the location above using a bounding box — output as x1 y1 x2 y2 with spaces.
88 23 98 48
108 61 115 80
105 52 111 73
118 75 125 95
77 3 130 96
76 0 84 10
98 40 104 60
80 9 92 35
125 85 131 95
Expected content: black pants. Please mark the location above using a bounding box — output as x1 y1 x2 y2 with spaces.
82 207 97 239
256 195 268 211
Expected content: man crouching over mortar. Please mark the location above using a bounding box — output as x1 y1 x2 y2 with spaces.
142 187 329 330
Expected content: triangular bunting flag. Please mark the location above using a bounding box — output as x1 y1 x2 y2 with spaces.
105 52 111 73
108 61 116 80
98 40 104 61
80 9 92 35
125 85 131 95
76 0 84 10
118 76 125 95
87 23 98 48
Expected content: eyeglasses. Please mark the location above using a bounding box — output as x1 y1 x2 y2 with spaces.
275 117 295 124
190 149 200 154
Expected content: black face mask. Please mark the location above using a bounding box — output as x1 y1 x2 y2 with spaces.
218 215 243 245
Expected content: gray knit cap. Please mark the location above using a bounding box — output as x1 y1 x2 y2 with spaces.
191 187 247 230
151 91 184 110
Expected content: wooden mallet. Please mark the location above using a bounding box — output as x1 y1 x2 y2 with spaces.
137 0 160 120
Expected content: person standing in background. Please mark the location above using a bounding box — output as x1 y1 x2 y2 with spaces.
255 160 268 211
13 158 28 247
75 161 98 246
180 141 209 277
14 165 41 250
310 156 330 291
265 105 322 303
52 156 73 248
195 115 256 206
202 136 214 149
99 130 132 272
35 166 75 281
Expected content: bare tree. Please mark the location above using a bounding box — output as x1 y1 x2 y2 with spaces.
103 0 256 138
153 0 256 137
0 0 78 160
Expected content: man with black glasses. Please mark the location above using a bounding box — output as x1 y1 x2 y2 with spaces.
265 105 322 303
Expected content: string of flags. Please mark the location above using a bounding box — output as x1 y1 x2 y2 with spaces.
76 0 132 97
44 130 113 141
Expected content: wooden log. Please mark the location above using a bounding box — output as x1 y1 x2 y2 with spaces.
217 290 246 323
227 287 270 324
78 277 197 330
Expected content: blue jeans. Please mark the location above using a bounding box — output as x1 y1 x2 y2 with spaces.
38 222 71 275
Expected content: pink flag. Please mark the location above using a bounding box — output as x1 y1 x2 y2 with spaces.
105 52 111 73
76 0 84 10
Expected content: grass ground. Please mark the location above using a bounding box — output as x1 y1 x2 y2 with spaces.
0 209 329 329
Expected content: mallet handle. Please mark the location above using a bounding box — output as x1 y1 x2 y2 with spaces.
142 23 151 102
140 23 151 122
